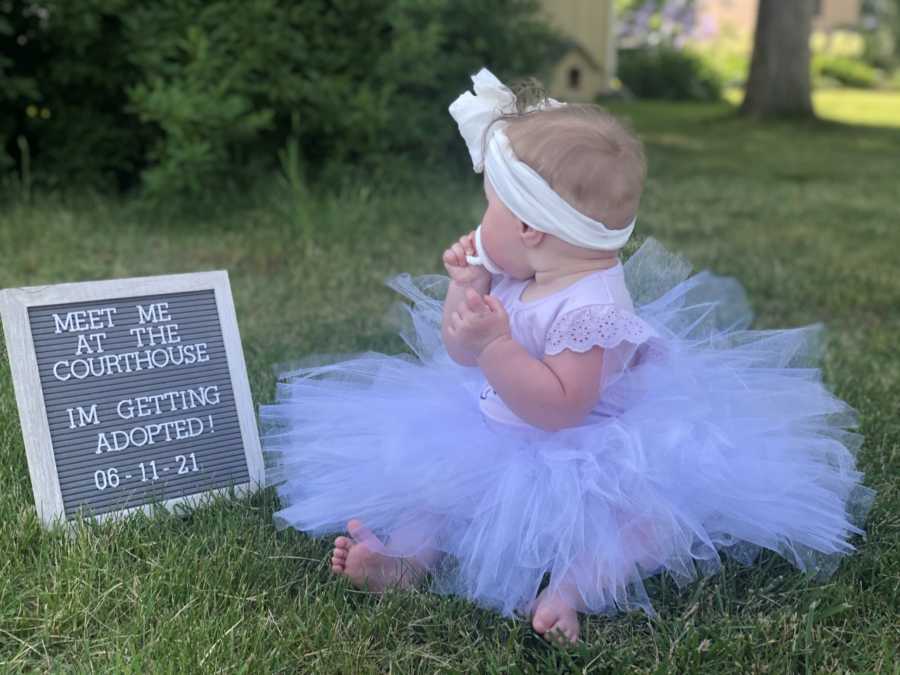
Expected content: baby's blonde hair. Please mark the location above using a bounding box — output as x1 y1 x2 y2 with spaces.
485 81 646 233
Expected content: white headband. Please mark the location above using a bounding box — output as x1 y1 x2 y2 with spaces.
448 67 635 251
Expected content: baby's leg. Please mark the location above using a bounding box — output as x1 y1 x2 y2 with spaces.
531 515 670 645
331 514 445 593
386 514 446 571
530 570 584 645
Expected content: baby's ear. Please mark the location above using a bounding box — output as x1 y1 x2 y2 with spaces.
520 223 544 246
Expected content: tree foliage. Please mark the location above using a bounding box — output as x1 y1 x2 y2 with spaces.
1 0 565 196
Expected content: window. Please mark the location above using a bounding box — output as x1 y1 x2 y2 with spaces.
568 66 581 90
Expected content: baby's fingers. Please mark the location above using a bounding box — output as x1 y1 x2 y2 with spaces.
443 245 463 267
482 294 505 315
460 233 476 256
451 242 469 265
464 287 488 312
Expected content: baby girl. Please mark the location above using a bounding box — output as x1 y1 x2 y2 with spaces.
333 75 645 642
261 68 873 647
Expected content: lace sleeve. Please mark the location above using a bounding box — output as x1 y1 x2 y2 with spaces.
544 304 657 356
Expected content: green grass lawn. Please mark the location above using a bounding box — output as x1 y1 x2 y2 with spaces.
725 86 900 128
1 93 898 672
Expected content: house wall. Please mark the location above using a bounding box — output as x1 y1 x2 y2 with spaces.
814 0 862 32
694 0 861 40
539 0 616 101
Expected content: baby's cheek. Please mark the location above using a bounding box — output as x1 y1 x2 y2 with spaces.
480 225 502 258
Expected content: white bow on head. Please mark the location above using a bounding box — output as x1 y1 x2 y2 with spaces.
448 67 635 253
448 68 562 172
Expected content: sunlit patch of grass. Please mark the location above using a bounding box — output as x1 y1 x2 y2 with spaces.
724 86 900 127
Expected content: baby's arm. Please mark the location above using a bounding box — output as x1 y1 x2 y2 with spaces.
476 337 604 431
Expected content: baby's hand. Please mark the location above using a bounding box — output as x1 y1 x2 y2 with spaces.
447 287 511 357
443 231 492 287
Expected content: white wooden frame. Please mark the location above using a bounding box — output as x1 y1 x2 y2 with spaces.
0 270 264 530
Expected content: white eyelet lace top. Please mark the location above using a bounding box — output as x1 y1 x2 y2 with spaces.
478 261 658 428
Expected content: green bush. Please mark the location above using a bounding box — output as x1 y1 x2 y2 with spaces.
1 0 565 198
813 55 880 89
2 1 152 192
1 7 39 180
617 46 722 102
703 50 749 89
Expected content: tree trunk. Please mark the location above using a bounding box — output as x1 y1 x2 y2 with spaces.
739 0 815 118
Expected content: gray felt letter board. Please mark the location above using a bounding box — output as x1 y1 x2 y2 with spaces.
0 271 264 528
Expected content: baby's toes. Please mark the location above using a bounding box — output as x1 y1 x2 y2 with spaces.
331 541 351 573
550 622 579 647
334 535 353 552
531 607 556 635
560 626 579 645
331 551 348 573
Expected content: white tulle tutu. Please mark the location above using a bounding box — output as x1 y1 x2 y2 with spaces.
258 238 874 619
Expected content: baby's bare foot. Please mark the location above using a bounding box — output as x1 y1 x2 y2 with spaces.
531 586 581 646
330 519 425 593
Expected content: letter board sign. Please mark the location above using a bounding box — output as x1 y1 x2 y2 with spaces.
0 271 263 528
